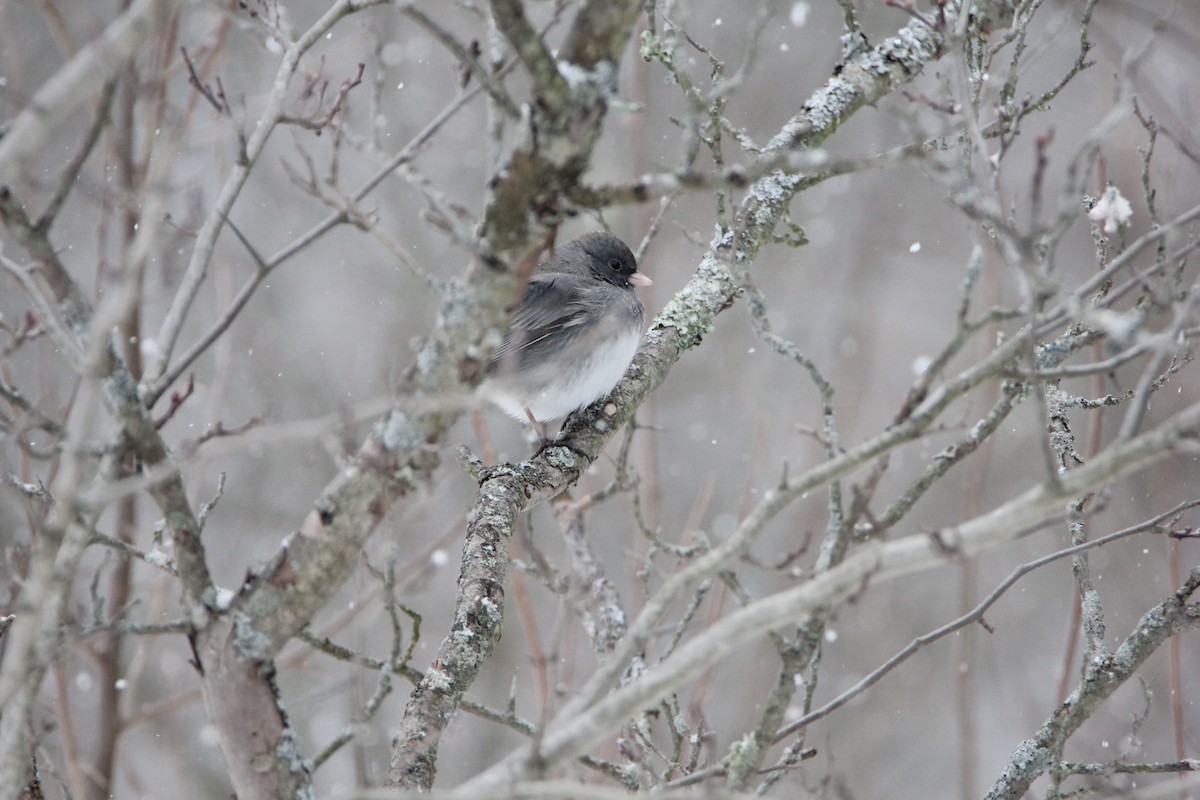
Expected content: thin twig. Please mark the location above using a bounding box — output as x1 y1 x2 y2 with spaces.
180 46 224 112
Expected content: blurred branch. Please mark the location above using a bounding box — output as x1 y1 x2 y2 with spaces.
1 370 65 439
75 395 394 509
0 101 219 800
561 0 643 72
88 531 178 576
477 0 641 251
37 80 118 229
0 0 181 186
179 45 225 113
0 390 107 793
1117 285 1200 439
279 62 366 131
553 491 629 657
489 0 568 102
0 189 94 348
400 4 520 118
0 253 85 367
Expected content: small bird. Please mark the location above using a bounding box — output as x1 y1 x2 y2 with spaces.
480 231 652 429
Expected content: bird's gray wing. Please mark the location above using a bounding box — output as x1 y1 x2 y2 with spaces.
488 273 593 368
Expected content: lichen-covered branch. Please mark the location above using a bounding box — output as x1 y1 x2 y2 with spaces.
985 569 1200 800
388 468 526 788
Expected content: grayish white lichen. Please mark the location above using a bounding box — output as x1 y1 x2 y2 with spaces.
232 610 271 661
376 408 424 452
426 666 453 692
478 595 502 623
556 59 616 95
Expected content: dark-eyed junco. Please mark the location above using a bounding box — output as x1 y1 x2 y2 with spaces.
480 231 652 426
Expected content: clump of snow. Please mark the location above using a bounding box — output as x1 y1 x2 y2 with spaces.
1088 186 1133 235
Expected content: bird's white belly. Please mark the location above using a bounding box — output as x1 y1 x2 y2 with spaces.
523 329 641 421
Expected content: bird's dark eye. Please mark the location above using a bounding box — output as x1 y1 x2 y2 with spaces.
608 258 622 271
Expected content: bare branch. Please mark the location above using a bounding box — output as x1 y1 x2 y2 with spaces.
400 4 520 118
179 46 224 113
142 78 491 406
144 0 390 388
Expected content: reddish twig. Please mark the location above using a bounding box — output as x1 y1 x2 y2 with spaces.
197 415 264 445
282 63 365 133
180 46 224 112
153 373 194 430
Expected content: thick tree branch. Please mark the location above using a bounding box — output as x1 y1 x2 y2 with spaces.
489 0 568 102
562 0 644 72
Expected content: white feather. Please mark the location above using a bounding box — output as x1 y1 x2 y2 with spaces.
481 328 641 422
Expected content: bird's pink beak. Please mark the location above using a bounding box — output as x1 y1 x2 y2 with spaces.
629 272 653 288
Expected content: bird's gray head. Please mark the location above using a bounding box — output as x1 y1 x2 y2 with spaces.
560 231 649 290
